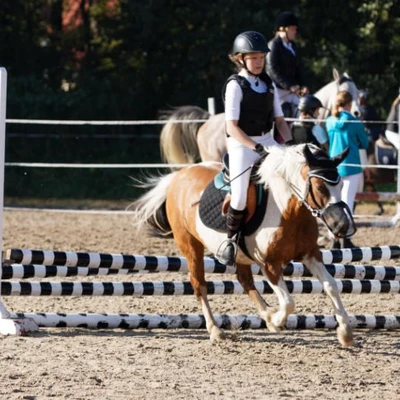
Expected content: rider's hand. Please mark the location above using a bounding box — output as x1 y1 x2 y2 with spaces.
290 85 300 94
284 139 296 146
253 143 269 158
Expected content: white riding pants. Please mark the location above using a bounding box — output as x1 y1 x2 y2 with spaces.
227 133 281 211
276 88 299 106
341 172 362 213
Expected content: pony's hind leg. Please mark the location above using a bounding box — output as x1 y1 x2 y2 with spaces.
236 263 271 323
177 235 225 342
303 254 354 347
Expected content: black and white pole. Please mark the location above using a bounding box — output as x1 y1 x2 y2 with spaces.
0 68 38 335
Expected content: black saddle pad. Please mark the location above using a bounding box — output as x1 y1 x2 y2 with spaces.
198 172 268 236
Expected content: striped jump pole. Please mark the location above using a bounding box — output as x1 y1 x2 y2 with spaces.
2 263 400 281
1 279 399 296
5 245 400 269
9 312 400 330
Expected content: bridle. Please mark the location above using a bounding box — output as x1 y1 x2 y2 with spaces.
288 165 356 238
288 167 340 218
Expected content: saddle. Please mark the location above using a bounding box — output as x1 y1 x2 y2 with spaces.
198 154 268 236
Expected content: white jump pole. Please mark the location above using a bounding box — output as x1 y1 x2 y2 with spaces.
0 67 38 334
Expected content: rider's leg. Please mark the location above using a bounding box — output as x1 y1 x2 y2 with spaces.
217 137 257 266
218 206 246 266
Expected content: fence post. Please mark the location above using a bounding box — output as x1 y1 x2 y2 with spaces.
0 67 38 334
207 97 216 115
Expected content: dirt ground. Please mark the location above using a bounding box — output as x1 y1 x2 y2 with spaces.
0 201 399 400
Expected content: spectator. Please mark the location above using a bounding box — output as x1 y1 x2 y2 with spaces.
292 94 328 151
217 31 293 267
266 11 308 118
358 89 382 144
326 90 369 249
384 91 400 150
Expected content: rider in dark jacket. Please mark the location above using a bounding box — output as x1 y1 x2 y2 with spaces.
266 11 308 118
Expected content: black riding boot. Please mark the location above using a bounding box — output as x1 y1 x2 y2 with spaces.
217 206 245 267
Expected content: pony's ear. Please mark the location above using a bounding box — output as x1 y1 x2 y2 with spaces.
333 68 340 81
332 147 350 166
303 144 318 167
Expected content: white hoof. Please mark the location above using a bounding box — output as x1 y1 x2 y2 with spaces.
337 325 354 347
209 326 226 342
262 309 286 332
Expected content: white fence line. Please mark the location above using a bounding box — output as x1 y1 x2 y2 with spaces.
3 162 400 170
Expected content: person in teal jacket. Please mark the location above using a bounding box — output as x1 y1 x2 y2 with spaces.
326 90 369 248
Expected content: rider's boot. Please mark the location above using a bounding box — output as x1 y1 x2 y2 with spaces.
217 206 245 267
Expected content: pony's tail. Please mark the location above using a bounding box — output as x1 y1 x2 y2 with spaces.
159 105 210 164
131 173 177 238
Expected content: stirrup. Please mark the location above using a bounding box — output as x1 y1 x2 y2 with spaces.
216 238 238 267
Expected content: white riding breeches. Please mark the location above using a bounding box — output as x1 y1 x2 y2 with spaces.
276 88 299 106
227 133 281 211
342 172 362 213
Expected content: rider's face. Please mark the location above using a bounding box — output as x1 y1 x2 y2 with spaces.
285 25 298 41
243 53 265 75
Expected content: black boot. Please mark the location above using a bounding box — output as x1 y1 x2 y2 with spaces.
217 206 245 267
332 239 341 249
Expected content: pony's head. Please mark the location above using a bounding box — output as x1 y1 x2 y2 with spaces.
258 144 356 238
315 68 361 119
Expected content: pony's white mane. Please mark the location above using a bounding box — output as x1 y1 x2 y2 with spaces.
258 144 306 189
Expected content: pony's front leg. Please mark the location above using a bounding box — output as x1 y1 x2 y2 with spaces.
304 255 354 347
236 263 294 332
262 262 295 331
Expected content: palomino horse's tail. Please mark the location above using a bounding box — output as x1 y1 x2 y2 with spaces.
159 105 210 164
131 173 177 238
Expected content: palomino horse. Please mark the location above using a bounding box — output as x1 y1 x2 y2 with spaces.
132 144 355 346
160 68 360 165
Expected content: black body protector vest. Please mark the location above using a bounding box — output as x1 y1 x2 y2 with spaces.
222 72 274 136
292 121 319 146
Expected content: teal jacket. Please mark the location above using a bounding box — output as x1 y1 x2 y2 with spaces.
326 111 369 177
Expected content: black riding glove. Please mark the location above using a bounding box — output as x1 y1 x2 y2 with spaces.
285 139 296 146
253 143 269 158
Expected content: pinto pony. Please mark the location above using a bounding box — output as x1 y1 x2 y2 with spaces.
132 144 355 346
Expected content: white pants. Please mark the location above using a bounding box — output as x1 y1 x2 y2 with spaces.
227 133 281 210
342 172 362 213
277 88 300 106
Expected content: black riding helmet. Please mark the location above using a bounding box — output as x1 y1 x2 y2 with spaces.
233 31 269 55
276 11 298 30
298 94 323 116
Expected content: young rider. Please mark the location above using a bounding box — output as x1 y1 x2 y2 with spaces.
292 94 329 151
217 30 293 267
